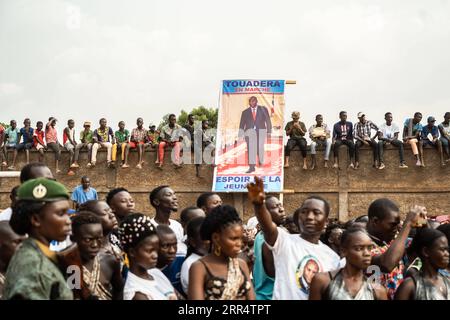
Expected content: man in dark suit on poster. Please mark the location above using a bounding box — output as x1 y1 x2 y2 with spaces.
238 96 272 173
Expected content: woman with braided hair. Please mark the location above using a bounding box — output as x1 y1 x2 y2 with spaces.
188 205 255 300
119 213 177 300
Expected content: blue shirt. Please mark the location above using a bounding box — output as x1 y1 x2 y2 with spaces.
421 125 439 141
161 255 185 296
332 121 353 140
252 232 275 300
403 118 423 136
439 269 450 278
71 185 98 205
19 127 34 144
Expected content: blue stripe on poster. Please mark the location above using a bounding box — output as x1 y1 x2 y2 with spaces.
214 175 282 192
222 80 285 94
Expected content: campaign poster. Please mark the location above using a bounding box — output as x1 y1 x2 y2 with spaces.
212 80 285 192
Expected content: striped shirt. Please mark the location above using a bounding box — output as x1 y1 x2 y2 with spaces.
353 120 378 140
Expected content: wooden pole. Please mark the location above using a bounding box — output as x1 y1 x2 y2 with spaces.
282 80 295 203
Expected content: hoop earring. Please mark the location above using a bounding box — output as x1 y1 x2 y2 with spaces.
214 245 221 257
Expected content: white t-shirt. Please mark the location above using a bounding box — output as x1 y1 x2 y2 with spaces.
180 253 201 295
0 207 12 221
49 236 72 252
150 218 187 256
123 268 177 300
378 122 400 140
268 228 341 300
247 216 258 230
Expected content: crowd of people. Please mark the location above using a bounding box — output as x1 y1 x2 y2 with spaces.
1 110 450 177
284 111 450 169
0 162 449 300
0 114 214 176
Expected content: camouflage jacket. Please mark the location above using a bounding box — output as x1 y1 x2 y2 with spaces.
3 238 73 300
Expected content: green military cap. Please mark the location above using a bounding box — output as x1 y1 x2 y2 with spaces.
17 178 70 202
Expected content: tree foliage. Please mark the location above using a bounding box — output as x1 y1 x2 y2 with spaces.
157 106 218 131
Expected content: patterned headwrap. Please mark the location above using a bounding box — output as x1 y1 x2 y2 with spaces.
118 213 156 252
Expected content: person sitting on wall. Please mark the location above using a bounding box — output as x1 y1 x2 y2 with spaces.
284 111 308 170
353 112 379 169
420 116 445 167
403 112 423 167
309 114 331 169
332 111 355 169
377 112 408 169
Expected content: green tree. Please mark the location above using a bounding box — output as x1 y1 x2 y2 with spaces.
180 106 218 128
157 106 218 131
177 110 189 127
157 114 171 131
0 122 9 129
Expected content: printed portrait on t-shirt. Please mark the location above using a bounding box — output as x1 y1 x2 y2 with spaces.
295 255 322 294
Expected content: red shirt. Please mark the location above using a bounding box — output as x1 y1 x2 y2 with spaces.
45 126 58 144
34 129 45 147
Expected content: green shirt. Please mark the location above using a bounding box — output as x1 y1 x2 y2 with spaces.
5 127 19 144
80 130 93 143
285 121 307 139
3 238 73 300
115 129 130 144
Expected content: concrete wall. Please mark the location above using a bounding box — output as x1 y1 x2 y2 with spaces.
1 145 449 222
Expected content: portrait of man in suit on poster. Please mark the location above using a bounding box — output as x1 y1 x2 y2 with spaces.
238 96 272 173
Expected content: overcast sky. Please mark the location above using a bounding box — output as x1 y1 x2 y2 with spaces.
1 0 450 134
